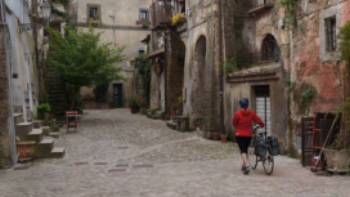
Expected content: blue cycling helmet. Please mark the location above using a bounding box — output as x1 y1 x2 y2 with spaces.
239 98 249 109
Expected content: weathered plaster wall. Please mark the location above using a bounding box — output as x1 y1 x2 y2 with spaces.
290 0 350 150
75 0 152 105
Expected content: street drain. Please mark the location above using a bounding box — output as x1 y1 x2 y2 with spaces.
94 162 108 165
108 168 127 173
74 162 88 166
133 164 154 169
116 163 129 168
117 146 129 150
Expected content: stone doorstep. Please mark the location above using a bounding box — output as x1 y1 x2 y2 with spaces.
49 132 60 138
50 147 65 158
32 120 43 128
16 122 33 137
13 113 23 124
27 128 44 142
41 126 51 135
32 137 54 158
166 120 177 130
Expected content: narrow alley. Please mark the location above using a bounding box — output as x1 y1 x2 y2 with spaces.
0 109 349 197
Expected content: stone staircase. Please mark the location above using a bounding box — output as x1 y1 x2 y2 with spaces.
14 112 65 162
46 66 67 118
166 115 190 132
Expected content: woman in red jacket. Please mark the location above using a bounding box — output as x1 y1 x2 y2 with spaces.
232 98 264 175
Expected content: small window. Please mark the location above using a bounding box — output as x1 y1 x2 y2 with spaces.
139 9 149 21
325 16 337 52
87 4 100 22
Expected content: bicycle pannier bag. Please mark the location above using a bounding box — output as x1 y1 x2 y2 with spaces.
268 136 280 156
255 137 267 158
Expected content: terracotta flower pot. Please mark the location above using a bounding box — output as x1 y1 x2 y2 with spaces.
220 134 228 143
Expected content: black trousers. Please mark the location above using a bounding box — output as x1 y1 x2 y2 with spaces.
236 137 252 154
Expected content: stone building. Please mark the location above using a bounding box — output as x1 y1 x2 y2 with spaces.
71 0 152 108
289 0 350 151
224 0 290 148
146 0 224 136
145 0 350 153
0 0 67 168
0 0 40 167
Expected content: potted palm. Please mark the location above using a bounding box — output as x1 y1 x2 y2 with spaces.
129 97 141 114
37 103 52 122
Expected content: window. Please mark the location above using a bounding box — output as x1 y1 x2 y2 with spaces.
139 9 149 21
87 4 100 22
325 16 337 52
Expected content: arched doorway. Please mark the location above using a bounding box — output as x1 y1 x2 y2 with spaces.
261 34 280 62
169 39 186 115
191 35 210 130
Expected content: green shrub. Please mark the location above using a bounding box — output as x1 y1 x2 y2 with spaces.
129 97 141 109
37 103 52 113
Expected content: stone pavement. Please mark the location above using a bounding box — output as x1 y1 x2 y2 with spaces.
0 109 349 197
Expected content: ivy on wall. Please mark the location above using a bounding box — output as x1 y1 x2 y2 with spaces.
280 0 297 27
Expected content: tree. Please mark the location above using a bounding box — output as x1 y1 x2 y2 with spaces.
48 27 124 110
339 21 350 148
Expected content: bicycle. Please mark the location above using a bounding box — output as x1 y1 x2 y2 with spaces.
251 127 279 175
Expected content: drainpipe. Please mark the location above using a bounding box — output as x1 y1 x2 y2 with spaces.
217 0 225 135
0 0 18 166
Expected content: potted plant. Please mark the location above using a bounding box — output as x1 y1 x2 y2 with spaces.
129 97 141 114
37 103 52 122
220 132 228 143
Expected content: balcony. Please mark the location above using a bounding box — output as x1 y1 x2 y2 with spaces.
248 0 274 16
136 19 151 28
150 0 172 30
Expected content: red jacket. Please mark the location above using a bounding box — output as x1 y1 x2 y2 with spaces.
232 109 265 137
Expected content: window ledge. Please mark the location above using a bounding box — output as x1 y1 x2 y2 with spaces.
248 3 274 16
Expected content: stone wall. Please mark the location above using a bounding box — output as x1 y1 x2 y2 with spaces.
180 0 222 133
0 28 12 168
223 1 290 149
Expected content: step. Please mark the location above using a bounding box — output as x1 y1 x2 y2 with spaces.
26 128 44 142
50 147 65 158
42 126 51 135
166 120 177 130
32 120 42 128
49 132 60 138
13 113 24 124
35 137 55 157
16 122 33 138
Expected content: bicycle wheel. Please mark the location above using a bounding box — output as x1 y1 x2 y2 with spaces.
263 153 274 175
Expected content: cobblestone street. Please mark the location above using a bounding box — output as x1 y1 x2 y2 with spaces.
0 109 349 197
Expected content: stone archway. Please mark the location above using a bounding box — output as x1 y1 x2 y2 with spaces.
168 38 186 115
261 34 280 62
191 35 211 130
